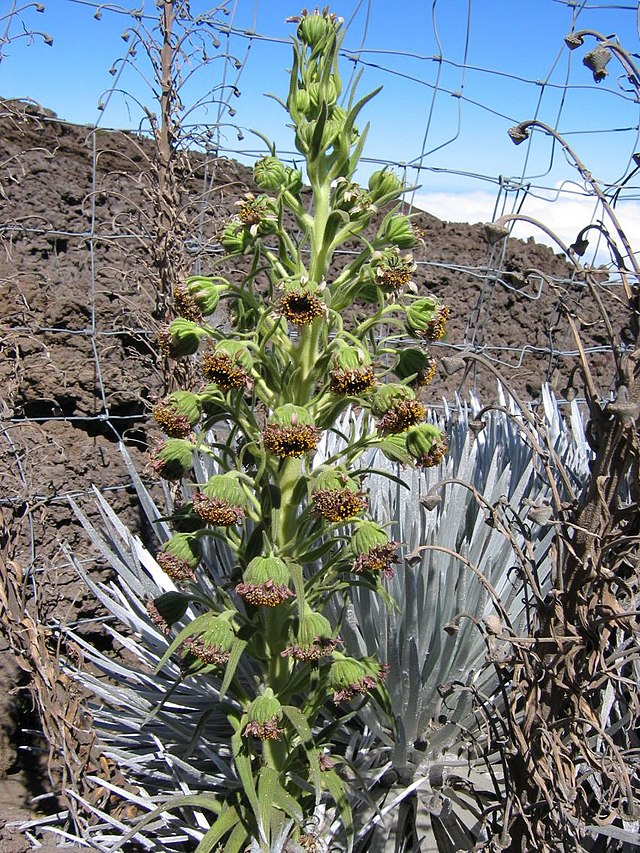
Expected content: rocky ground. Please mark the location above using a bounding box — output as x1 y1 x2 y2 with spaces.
0 97 622 848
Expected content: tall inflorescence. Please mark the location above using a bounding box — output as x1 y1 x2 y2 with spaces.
150 8 449 849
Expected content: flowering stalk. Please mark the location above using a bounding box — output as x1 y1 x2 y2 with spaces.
148 8 449 850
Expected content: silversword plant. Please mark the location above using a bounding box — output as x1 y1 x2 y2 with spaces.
146 8 450 850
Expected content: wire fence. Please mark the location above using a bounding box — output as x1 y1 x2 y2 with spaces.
1 0 639 597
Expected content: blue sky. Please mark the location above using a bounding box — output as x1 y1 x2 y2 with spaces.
3 0 639 261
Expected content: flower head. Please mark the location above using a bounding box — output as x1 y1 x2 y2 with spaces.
202 340 253 391
281 606 340 661
184 612 235 666
406 297 451 342
405 423 448 468
157 318 206 358
371 247 416 293
172 284 202 323
328 653 387 703
244 688 284 740
182 275 228 317
377 399 426 434
279 280 327 326
394 347 438 389
329 344 376 396
151 438 195 480
152 391 201 438
263 405 320 458
234 192 278 237
157 533 201 581
286 7 344 49
236 555 295 607
349 521 399 578
312 467 366 522
192 474 247 526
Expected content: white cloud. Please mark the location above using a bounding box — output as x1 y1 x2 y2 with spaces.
412 187 640 268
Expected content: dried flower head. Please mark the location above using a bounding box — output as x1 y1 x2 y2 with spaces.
192 493 245 526
172 284 203 323
184 636 231 666
313 487 367 522
377 399 426 434
329 365 376 396
152 402 193 439
146 599 171 634
157 552 196 582
328 654 387 703
202 341 253 392
244 688 284 740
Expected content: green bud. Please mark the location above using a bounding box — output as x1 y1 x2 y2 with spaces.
285 166 303 194
167 391 201 426
328 654 367 691
161 533 201 569
406 297 450 341
201 473 247 508
296 9 340 49
368 169 404 201
247 687 283 725
333 343 372 371
243 555 290 587
350 520 389 557
270 404 315 428
405 424 448 467
212 339 253 372
253 156 289 191
370 383 415 417
292 87 312 115
153 438 195 480
219 221 252 254
394 348 437 387
199 611 236 653
381 214 417 249
297 606 333 649
150 591 189 626
158 318 207 357
184 276 227 316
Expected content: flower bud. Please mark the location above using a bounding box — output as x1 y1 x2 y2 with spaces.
253 156 289 191
245 688 284 740
333 344 372 372
219 221 252 254
349 521 399 578
184 276 227 316
405 423 448 468
311 467 366 522
236 556 295 607
406 298 451 341
295 8 341 49
150 591 189 626
152 438 195 480
157 318 206 358
368 169 404 201
394 348 438 388
370 383 415 417
193 473 247 526
381 214 418 249
282 605 339 662
328 653 383 702
157 532 201 580
292 87 312 115
186 611 236 665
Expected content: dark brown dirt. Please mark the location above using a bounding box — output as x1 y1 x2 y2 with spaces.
0 97 624 848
